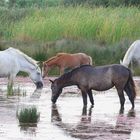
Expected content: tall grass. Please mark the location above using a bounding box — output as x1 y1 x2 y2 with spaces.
9 6 140 44
0 7 34 39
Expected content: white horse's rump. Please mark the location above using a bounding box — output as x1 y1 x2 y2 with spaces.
0 47 43 89
120 40 140 68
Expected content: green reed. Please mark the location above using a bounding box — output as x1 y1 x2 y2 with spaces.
8 6 140 44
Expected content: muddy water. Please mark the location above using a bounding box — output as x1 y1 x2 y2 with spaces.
0 77 140 140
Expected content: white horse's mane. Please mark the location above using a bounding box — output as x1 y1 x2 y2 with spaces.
7 47 38 67
123 45 133 62
121 41 138 66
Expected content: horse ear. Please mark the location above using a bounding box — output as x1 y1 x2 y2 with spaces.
42 62 47 67
37 61 43 65
36 61 43 68
49 79 54 83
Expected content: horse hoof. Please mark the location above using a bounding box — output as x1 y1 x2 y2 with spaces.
91 105 94 108
52 102 56 105
119 107 124 114
127 109 135 117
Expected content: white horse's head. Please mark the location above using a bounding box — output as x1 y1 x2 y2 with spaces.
8 48 44 89
29 66 43 89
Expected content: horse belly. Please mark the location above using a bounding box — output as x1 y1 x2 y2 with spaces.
0 57 18 77
89 78 113 91
0 64 10 76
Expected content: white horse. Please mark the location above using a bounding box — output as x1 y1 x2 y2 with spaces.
0 47 43 89
120 40 140 68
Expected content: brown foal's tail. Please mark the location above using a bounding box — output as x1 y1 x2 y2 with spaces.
128 69 136 99
88 56 93 65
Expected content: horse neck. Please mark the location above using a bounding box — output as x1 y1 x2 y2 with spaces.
47 57 59 67
122 46 134 67
18 57 36 74
122 41 140 67
58 73 75 88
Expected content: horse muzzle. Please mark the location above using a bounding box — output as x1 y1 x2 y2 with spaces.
42 73 48 79
36 81 43 89
51 97 57 104
42 75 46 79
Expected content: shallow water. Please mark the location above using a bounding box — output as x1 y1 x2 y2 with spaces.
0 77 140 140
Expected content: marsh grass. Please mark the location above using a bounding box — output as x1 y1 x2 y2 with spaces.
7 84 14 96
17 106 40 125
8 6 140 44
0 8 33 39
14 86 27 96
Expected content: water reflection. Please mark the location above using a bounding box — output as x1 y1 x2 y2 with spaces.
0 77 139 140
80 105 93 123
127 109 136 117
51 105 136 139
30 89 42 98
20 125 37 136
113 109 136 135
51 104 62 122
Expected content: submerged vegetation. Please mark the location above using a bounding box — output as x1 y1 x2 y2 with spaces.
7 84 27 96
